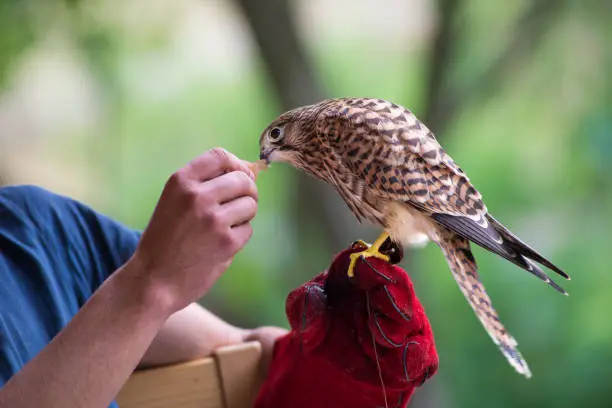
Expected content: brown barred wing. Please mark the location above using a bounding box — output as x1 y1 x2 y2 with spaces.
315 97 488 220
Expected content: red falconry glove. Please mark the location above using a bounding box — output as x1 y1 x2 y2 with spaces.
254 240 439 408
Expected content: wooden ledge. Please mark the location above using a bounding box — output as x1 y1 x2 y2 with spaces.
116 341 263 408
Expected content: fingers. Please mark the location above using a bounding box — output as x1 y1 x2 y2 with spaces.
228 222 254 253
390 334 439 386
185 148 255 183
243 326 289 344
171 148 258 256
202 170 258 205
219 196 258 227
368 310 412 349
369 283 414 324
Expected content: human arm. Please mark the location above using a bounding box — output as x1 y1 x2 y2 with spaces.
139 302 287 370
0 261 175 408
0 148 261 408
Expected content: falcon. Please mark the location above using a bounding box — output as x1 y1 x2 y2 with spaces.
257 97 570 378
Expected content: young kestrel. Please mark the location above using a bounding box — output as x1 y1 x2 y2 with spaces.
257 97 570 378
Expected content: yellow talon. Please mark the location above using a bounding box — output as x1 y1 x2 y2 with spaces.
347 232 391 278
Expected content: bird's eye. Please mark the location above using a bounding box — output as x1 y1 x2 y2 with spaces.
269 127 284 142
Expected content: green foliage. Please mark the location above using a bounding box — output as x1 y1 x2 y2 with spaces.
0 0 35 87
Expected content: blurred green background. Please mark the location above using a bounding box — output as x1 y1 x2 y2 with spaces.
1 0 611 406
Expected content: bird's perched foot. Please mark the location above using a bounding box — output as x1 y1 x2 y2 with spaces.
347 232 393 278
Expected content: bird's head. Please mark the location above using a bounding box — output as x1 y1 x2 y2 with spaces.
258 105 313 170
258 100 332 174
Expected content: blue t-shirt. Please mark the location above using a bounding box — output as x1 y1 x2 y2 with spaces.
0 185 141 407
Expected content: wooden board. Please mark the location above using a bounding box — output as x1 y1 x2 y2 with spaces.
214 342 263 408
115 357 224 408
116 341 263 408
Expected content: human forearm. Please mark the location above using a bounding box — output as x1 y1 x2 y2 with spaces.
139 303 246 368
0 263 172 408
139 302 288 376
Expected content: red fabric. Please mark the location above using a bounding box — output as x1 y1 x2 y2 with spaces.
254 242 439 408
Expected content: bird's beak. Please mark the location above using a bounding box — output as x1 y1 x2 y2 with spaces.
259 149 271 164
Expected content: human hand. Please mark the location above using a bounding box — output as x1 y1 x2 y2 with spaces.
254 241 439 408
127 148 259 313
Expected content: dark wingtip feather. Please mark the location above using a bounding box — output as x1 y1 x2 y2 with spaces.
543 262 570 280
525 259 567 295
430 212 570 291
486 215 570 281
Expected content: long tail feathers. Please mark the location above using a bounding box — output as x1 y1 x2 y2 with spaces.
435 228 533 378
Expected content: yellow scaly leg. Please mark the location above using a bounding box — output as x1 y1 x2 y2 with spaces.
347 231 391 278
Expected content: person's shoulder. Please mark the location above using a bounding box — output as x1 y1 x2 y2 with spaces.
0 184 57 202
0 184 142 283
0 184 78 219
